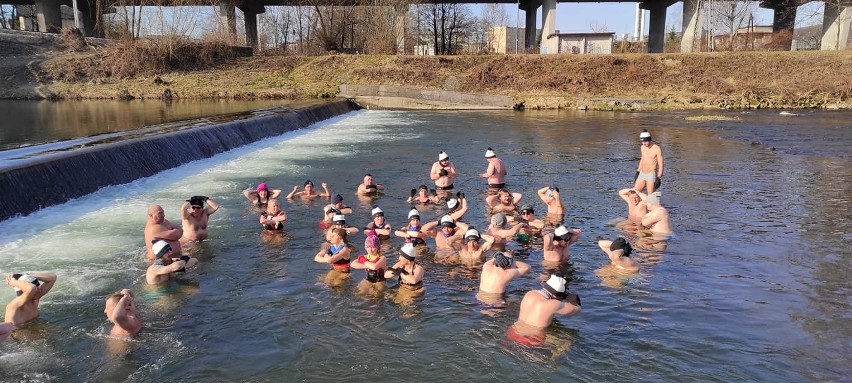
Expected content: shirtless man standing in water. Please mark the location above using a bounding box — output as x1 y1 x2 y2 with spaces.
634 129 664 194
430 151 457 191
145 204 182 260
180 195 219 242
507 273 581 345
4 272 58 328
481 147 507 189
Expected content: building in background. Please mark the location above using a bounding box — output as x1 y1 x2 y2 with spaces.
543 31 615 54
488 26 537 54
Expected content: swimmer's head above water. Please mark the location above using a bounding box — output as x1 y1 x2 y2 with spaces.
11 273 40 296
610 237 633 257
493 252 514 268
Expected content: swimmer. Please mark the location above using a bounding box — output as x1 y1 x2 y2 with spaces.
542 226 582 263
144 204 182 260
481 147 507 188
363 206 392 240
479 252 530 295
458 228 496 262
430 151 457 191
537 186 564 217
422 215 470 250
146 240 198 285
486 188 522 214
641 192 672 235
634 129 664 194
394 209 428 248
326 193 353 215
384 243 425 289
104 289 142 337
618 188 648 222
356 174 385 196
486 213 528 247
319 205 340 229
315 228 352 272
511 273 581 332
4 272 57 327
325 214 360 242
445 191 469 221
259 198 287 232
598 238 640 273
243 183 281 207
287 180 331 200
180 195 219 242
514 205 545 238
351 231 387 285
0 322 12 341
408 185 440 205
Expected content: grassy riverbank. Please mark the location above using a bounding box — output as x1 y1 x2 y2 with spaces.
10 37 852 110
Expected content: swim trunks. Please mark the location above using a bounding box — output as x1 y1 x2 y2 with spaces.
436 184 454 190
637 171 655 182
488 183 506 189
506 325 546 347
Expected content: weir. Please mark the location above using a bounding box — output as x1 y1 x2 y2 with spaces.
0 99 360 222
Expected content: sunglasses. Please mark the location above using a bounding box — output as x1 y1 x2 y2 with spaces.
191 206 202 210
521 211 533 215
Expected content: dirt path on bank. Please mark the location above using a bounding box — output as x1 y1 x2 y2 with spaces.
0 40 48 99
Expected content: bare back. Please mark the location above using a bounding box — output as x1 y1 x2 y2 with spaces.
145 221 182 259
517 290 571 328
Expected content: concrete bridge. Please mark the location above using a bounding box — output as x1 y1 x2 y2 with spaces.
6 0 851 52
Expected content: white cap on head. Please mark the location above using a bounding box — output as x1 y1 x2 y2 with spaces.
438 151 449 161
447 198 459 210
639 130 652 141
400 243 417 260
152 240 172 259
545 274 567 294
12 273 39 295
464 228 481 241
371 206 384 217
408 209 421 220
485 147 496 158
440 215 455 227
333 214 346 224
647 191 661 206
554 225 570 240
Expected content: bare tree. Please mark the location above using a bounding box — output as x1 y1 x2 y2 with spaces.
416 2 473 55
705 0 756 51
589 20 609 33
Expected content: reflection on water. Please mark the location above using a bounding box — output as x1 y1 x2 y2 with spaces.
0 108 849 381
0 99 314 150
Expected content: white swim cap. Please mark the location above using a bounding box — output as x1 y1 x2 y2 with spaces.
544 274 567 295
152 240 172 259
400 243 417 260
553 226 570 240
647 191 661 206
440 215 455 227
438 151 449 161
332 214 346 224
464 228 481 241
447 198 459 210
490 213 507 227
639 130 652 142
12 273 39 295
371 206 384 217
485 147 496 158
408 209 420 220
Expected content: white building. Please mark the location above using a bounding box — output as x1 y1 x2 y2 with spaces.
543 32 615 54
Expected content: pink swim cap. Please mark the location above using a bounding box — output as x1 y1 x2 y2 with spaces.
364 231 380 248
256 183 268 193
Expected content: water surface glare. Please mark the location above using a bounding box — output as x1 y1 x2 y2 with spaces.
0 109 850 382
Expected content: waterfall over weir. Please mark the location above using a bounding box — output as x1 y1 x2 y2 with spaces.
0 99 359 222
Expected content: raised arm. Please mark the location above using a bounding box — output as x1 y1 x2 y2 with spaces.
243 189 258 201
513 260 531 276
205 197 220 215
618 188 633 203
269 189 283 199
480 234 496 252
179 201 191 219
29 272 57 297
537 186 551 203
421 220 440 236
319 182 331 198
286 186 300 199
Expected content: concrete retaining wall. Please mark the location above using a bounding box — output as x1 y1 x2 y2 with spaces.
339 84 514 110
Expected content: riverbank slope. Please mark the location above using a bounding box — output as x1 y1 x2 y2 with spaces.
3 36 851 110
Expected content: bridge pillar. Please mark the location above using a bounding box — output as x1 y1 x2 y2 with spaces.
540 0 556 53
768 0 797 50
244 10 258 48
646 2 668 53
681 0 702 52
524 0 539 51
395 4 407 54
821 3 851 50
218 1 237 43
35 0 62 33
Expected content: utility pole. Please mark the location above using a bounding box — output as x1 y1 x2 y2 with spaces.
515 0 519 53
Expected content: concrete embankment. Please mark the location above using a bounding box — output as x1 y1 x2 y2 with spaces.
339 84 516 110
0 100 359 222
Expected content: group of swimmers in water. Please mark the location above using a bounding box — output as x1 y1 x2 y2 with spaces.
3 129 671 347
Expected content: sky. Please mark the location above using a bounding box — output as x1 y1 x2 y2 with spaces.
488 1 826 39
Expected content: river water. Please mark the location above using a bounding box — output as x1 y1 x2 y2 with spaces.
0 106 849 382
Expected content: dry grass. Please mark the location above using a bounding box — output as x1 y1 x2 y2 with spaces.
37 44 852 109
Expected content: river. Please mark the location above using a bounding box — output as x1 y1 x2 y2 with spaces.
0 102 849 382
